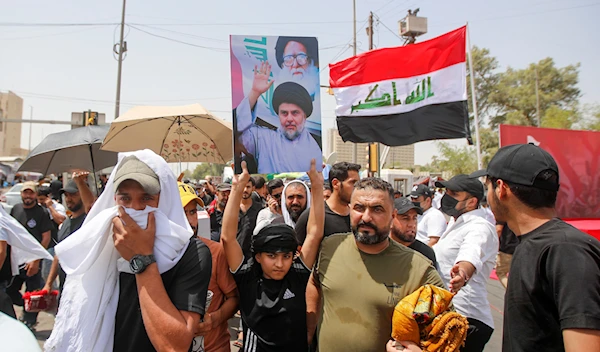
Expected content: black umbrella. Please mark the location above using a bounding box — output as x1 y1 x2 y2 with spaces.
18 125 118 176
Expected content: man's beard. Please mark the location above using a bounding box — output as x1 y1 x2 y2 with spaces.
22 197 36 207
288 205 305 222
218 200 227 210
339 183 351 204
352 221 389 245
282 126 303 141
278 63 319 98
242 192 251 199
490 191 508 223
69 201 84 213
391 226 415 244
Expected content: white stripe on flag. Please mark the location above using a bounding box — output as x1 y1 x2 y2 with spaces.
334 62 466 117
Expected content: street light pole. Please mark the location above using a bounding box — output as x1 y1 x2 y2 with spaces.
28 106 33 153
352 0 358 163
114 0 127 120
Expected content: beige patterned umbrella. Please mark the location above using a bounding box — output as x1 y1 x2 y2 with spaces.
101 104 232 164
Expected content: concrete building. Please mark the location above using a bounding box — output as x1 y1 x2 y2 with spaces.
327 129 414 169
0 91 26 157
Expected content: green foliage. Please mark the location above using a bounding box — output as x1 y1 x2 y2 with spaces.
579 103 600 131
191 163 226 180
429 142 478 178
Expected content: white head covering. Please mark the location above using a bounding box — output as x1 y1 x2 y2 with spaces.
0 206 52 276
46 149 192 352
281 180 311 227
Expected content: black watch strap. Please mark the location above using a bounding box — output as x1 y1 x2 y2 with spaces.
130 254 156 274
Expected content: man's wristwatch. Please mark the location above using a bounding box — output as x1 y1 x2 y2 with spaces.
129 254 156 274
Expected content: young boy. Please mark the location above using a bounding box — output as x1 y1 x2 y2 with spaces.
221 160 324 352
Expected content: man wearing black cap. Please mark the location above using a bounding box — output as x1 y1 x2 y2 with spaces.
471 143 600 351
236 79 322 173
410 184 447 246
390 197 438 268
208 183 231 242
433 174 498 352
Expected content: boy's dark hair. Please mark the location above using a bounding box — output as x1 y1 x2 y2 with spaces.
323 184 332 191
253 176 266 189
329 162 361 189
490 169 558 209
267 179 284 195
37 186 52 197
354 178 394 202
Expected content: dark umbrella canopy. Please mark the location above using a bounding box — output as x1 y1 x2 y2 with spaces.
18 125 118 175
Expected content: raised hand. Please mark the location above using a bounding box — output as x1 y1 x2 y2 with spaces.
251 61 274 96
232 161 251 188
306 158 323 186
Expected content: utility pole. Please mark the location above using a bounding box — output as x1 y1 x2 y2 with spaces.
366 12 380 177
535 67 541 127
114 0 127 120
28 106 33 153
351 0 358 164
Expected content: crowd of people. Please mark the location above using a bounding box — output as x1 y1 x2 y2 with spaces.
0 143 598 351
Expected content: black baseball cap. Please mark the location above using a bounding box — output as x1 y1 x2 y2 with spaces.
470 144 559 191
435 174 484 200
410 184 433 198
394 197 423 215
60 179 80 194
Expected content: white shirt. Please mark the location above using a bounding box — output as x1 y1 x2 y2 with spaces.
48 200 66 221
432 192 443 209
480 206 496 225
253 207 282 236
433 208 498 328
416 206 447 243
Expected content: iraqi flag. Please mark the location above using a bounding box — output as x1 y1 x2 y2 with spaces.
330 26 471 146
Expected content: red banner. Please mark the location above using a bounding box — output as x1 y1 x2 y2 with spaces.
500 125 600 219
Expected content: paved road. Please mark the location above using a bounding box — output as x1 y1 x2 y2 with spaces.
26 279 505 351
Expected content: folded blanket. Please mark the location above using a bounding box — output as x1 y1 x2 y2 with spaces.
392 285 468 352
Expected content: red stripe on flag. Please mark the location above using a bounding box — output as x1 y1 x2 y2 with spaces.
329 26 466 88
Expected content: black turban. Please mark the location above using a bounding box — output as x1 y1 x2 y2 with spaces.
252 224 299 254
274 36 319 68
272 82 313 117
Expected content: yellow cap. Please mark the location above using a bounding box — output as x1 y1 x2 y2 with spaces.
178 182 204 208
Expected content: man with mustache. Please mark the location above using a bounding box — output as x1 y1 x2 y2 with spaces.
253 179 310 234
235 36 322 174
306 178 445 351
8 181 53 330
389 197 438 269
209 183 232 242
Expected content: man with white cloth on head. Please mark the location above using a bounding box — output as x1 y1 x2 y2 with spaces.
0 206 53 318
253 179 311 236
45 150 212 352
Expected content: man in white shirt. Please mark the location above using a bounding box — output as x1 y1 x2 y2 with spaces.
433 174 498 352
410 184 447 247
432 188 444 210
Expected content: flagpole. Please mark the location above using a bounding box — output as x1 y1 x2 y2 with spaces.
466 23 483 169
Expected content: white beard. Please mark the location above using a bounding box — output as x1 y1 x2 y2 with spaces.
277 63 319 98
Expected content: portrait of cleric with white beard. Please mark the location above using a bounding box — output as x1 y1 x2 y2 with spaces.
232 35 323 174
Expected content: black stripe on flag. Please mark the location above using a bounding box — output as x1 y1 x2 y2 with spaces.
336 101 472 146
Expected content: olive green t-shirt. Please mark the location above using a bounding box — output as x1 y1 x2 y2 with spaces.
316 233 445 352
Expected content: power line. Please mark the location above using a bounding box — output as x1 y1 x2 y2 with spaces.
0 25 107 40
132 24 229 43
374 15 402 40
0 20 354 27
128 24 229 52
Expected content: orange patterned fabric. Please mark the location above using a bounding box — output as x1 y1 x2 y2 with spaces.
392 285 468 352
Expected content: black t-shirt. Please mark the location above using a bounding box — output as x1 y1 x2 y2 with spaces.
10 203 53 244
499 224 519 254
295 202 351 245
114 238 212 352
233 256 311 352
238 199 264 257
210 209 224 242
56 214 87 290
0 244 12 282
408 240 438 269
503 218 600 352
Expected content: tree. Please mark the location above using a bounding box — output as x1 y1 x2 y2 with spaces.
191 163 226 180
428 142 478 178
467 46 501 128
580 103 600 131
489 58 580 128
541 105 579 129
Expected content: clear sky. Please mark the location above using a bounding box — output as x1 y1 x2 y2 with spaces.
1 0 598 165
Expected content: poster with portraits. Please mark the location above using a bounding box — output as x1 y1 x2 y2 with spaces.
230 35 323 174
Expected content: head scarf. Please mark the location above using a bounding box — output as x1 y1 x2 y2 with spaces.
46 149 192 352
281 179 311 228
252 224 298 254
0 206 52 276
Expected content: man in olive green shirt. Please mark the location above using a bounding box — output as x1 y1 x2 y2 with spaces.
306 178 445 352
